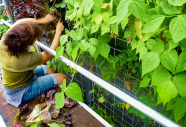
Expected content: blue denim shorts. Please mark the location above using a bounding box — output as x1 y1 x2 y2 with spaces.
22 65 58 103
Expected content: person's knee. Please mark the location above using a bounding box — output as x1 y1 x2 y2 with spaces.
47 66 56 74
54 73 67 85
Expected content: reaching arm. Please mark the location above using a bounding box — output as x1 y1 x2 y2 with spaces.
39 20 64 65
8 14 56 32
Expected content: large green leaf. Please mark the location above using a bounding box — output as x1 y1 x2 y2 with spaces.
175 51 186 73
136 39 145 54
111 23 118 35
160 49 178 73
55 46 64 60
147 6 164 16
168 0 186 6
173 74 186 97
98 43 110 59
81 0 94 15
71 47 79 61
109 16 117 25
60 35 68 46
95 14 102 25
142 15 165 33
65 83 83 102
169 15 186 43
146 39 164 54
93 0 103 12
98 35 111 44
101 22 110 35
80 40 90 51
142 52 160 77
116 0 131 24
174 97 186 122
89 45 96 56
102 12 110 22
140 76 150 87
139 47 148 60
55 92 65 109
151 65 172 86
157 79 177 105
66 42 72 57
136 39 147 59
160 1 183 15
91 23 99 34
169 40 179 51
129 0 147 21
61 79 67 94
121 16 129 30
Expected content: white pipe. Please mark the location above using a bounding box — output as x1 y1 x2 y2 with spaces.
2 21 181 127
0 4 5 7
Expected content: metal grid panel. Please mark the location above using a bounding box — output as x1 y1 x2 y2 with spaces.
59 2 154 126
3 0 161 126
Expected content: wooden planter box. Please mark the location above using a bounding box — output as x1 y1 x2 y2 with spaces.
0 84 105 127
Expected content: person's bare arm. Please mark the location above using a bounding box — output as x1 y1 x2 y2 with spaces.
39 20 64 65
15 14 56 25
7 14 56 33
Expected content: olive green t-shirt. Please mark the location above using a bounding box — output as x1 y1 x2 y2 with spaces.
0 40 42 89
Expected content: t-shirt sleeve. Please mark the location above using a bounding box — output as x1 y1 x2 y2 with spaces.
27 52 42 70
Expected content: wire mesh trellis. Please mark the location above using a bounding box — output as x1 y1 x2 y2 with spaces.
49 1 160 126
2 0 165 126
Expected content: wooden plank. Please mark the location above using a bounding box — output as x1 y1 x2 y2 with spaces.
0 83 105 127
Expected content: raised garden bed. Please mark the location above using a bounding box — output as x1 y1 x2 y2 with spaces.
0 80 105 127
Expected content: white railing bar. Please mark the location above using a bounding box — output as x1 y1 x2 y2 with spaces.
2 20 181 127
0 3 5 7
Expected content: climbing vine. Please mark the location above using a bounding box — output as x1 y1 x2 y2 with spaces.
54 0 186 126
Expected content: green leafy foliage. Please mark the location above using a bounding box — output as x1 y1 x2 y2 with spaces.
128 0 146 22
152 66 177 105
140 76 150 87
160 49 178 73
55 79 83 109
146 39 164 54
65 83 84 103
175 51 186 73
174 97 186 122
173 73 186 97
142 52 160 77
142 15 165 33
55 92 65 109
169 15 186 43
160 1 183 15
54 0 186 125
168 0 186 6
116 0 131 24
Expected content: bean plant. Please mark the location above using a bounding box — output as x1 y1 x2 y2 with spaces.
53 0 186 126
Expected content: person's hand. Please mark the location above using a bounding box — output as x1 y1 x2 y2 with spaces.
56 19 64 33
42 14 56 24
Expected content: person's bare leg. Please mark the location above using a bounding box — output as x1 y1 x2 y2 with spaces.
53 73 67 85
47 66 57 74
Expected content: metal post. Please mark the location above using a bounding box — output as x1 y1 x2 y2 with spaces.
82 61 93 107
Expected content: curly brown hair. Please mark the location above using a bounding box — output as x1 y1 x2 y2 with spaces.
4 23 43 57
